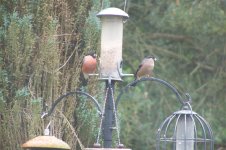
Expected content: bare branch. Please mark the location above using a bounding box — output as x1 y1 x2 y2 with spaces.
147 33 192 41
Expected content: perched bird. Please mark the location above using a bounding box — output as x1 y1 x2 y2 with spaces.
82 53 97 79
134 56 157 80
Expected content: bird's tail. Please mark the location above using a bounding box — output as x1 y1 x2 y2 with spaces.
78 72 88 87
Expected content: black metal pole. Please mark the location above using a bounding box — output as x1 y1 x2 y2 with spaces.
102 79 115 148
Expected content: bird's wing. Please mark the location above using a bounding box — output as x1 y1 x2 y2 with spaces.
134 64 143 79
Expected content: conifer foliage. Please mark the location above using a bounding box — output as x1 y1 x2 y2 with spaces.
0 0 105 149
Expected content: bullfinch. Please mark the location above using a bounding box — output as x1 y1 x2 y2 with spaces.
134 56 157 80
82 53 97 79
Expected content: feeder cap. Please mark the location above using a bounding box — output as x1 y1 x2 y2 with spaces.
97 7 129 19
21 136 70 149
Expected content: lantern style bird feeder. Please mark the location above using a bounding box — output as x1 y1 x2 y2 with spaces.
97 7 129 80
116 78 214 150
156 102 214 150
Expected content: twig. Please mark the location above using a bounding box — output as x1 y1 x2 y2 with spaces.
147 33 191 41
56 47 77 72
58 110 85 150
53 33 77 37
146 44 190 62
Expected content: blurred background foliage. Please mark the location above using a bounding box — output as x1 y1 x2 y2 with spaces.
115 0 226 149
0 0 226 150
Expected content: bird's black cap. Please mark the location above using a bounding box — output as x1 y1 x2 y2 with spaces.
87 51 97 58
145 55 157 61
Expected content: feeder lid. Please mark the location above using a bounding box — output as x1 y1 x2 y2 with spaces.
21 136 70 149
97 7 129 19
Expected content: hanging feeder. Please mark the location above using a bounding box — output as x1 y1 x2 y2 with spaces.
97 7 129 81
156 103 214 150
22 123 70 150
21 135 70 150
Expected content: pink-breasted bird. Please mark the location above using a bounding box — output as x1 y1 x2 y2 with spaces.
134 56 157 80
82 53 97 79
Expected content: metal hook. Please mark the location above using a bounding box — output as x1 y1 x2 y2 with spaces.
42 91 102 118
41 112 48 119
180 99 194 115
116 77 185 109
185 93 192 103
44 121 51 136
124 0 128 12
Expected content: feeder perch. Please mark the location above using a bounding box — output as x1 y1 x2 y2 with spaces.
21 136 70 150
97 7 129 81
156 103 214 150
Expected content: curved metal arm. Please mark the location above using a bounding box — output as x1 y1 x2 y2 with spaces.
43 91 102 118
116 77 187 109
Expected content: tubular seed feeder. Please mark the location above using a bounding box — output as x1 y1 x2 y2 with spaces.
97 7 129 80
156 102 214 150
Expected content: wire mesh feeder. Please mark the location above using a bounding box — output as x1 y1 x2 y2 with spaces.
156 103 214 150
